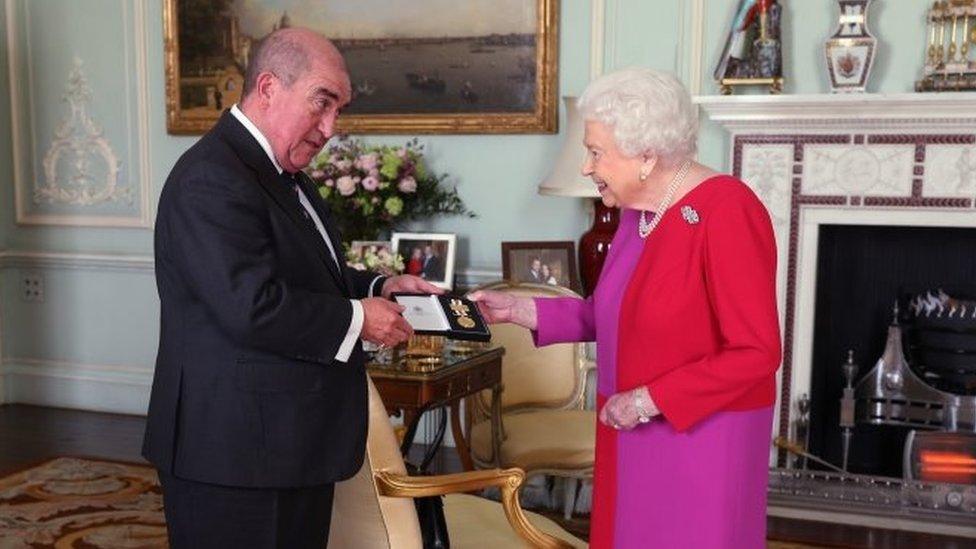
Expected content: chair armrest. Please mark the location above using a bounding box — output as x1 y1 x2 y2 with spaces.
375 468 574 549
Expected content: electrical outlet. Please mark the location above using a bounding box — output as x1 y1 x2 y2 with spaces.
22 273 44 303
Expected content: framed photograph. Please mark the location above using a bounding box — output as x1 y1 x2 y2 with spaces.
502 241 579 293
349 240 394 258
163 0 558 135
392 232 457 290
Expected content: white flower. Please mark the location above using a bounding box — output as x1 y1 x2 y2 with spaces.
397 176 417 193
357 153 379 171
336 175 357 196
362 176 380 191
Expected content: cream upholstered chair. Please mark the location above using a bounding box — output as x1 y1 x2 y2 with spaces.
327 377 586 549
465 282 595 518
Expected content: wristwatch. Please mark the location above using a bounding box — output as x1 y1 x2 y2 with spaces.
633 389 654 424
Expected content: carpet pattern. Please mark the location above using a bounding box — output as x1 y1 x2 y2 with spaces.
0 457 167 548
0 457 829 548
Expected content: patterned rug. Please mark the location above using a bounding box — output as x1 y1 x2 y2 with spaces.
0 457 829 548
0 457 167 548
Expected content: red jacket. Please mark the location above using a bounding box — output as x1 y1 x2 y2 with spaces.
617 176 781 432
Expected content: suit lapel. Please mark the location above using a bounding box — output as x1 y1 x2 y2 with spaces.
216 112 350 294
296 172 356 293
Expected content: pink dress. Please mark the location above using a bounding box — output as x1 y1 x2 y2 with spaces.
534 200 774 548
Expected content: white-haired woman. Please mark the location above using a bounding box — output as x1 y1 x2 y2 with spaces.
470 68 781 548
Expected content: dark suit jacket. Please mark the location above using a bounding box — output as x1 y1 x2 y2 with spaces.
143 112 382 488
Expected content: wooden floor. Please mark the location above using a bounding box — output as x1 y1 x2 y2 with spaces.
1 403 973 548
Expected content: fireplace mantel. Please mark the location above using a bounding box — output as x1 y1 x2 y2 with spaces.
696 92 976 469
695 92 976 131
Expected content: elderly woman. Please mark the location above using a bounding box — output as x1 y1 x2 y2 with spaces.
470 68 781 548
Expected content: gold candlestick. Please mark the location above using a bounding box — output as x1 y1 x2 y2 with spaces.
949 13 959 62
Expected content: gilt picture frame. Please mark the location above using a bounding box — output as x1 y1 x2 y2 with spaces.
163 0 558 135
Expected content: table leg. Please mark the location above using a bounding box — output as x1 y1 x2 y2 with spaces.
399 408 424 457
451 401 475 471
490 383 503 468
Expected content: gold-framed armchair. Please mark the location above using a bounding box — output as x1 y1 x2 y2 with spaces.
327 377 586 548
465 281 596 518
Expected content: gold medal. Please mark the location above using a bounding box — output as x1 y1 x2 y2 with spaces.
458 316 476 329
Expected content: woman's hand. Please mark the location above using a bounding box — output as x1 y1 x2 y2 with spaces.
466 290 538 330
599 386 658 431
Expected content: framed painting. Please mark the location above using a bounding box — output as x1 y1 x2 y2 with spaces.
163 0 558 135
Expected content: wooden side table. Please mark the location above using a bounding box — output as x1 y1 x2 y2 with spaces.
367 346 504 471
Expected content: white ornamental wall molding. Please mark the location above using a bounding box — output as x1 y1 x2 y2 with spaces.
38 57 129 207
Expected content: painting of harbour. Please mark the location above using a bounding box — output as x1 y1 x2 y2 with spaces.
166 0 557 133
338 35 536 114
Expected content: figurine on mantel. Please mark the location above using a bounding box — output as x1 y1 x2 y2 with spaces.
714 0 784 95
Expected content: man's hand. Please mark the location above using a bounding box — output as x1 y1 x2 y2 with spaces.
381 275 444 299
361 297 413 348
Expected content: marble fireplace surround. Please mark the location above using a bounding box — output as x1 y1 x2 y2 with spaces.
696 93 976 456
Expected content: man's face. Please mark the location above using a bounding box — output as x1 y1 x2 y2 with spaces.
424 246 433 256
264 58 351 173
531 259 541 271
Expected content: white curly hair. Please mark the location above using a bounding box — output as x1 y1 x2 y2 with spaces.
577 67 699 165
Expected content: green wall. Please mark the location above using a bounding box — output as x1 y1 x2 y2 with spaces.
0 0 937 411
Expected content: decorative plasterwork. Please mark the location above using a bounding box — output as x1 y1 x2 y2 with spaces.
6 0 152 227
698 93 976 463
37 57 127 207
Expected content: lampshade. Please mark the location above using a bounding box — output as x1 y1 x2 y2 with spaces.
537 96 598 198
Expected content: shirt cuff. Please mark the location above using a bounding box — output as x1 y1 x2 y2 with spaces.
335 300 364 363
368 276 385 298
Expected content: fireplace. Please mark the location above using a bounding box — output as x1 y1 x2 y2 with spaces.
697 93 976 534
809 224 976 478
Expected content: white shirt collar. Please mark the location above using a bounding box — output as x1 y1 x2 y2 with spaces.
230 104 284 174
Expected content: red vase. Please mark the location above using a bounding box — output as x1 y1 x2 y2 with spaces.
578 199 619 296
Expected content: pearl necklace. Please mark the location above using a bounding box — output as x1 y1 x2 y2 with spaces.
638 160 692 239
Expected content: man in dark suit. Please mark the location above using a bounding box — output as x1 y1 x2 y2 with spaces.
526 257 543 283
143 27 440 549
420 244 445 281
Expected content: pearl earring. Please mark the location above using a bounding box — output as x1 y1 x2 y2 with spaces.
639 169 649 181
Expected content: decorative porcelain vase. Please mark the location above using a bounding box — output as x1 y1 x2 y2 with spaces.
825 0 878 93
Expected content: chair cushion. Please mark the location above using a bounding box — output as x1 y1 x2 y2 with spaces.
470 409 595 471
444 493 587 548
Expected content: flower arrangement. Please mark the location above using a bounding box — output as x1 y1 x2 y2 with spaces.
305 137 474 241
344 244 404 277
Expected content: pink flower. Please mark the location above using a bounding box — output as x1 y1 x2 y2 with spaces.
324 179 335 187
369 168 379 178
397 176 417 193
356 153 379 171
334 159 353 172
362 175 380 191
396 148 408 159
336 175 357 196
310 169 326 180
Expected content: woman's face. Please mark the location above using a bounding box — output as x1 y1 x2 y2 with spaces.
581 120 652 209
541 264 551 277
411 248 422 259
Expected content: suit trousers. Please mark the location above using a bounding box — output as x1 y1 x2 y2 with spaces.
158 469 335 549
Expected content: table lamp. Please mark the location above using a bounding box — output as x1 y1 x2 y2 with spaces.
538 96 619 296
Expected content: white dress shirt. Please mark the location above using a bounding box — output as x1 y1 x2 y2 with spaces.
230 104 382 362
